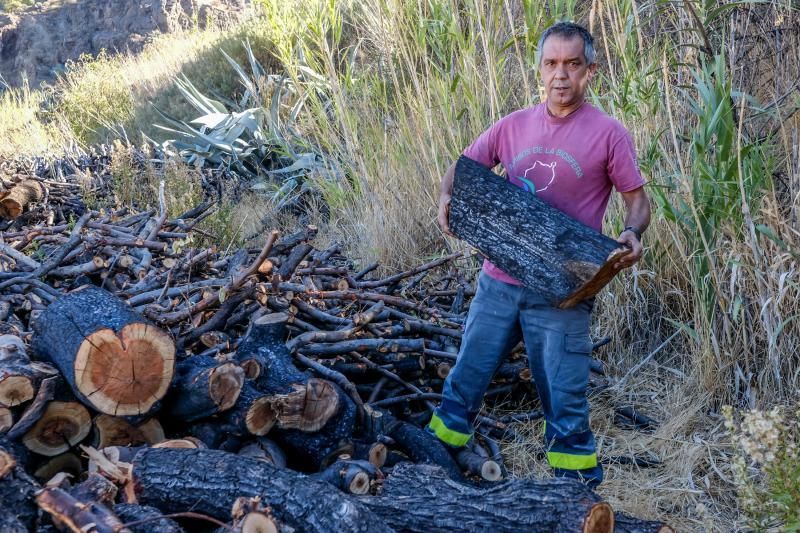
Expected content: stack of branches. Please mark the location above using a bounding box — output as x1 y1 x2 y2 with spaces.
0 194 670 532
0 143 240 231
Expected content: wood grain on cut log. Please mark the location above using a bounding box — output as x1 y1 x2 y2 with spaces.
130 447 390 532
0 406 12 432
0 359 58 407
359 463 613 532
32 286 175 417
0 179 45 219
231 497 279 533
22 400 91 456
449 155 624 307
92 415 165 448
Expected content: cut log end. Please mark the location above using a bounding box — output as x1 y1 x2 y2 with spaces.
0 375 34 407
74 323 175 416
480 460 502 481
246 397 278 436
93 415 165 448
209 362 245 411
241 513 279 533
368 443 387 468
34 452 83 482
270 378 340 432
0 406 13 433
240 359 261 379
0 448 16 478
348 471 370 495
22 401 91 456
583 502 614 533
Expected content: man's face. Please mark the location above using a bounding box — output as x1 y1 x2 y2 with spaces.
539 34 597 114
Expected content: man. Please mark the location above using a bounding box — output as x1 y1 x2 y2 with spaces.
428 21 651 487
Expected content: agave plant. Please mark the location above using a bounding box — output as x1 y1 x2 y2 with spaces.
152 41 341 209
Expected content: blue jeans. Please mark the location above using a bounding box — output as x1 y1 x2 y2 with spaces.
428 272 603 486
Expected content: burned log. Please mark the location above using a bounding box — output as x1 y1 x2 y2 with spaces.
311 458 380 495
449 155 624 307
0 179 45 219
359 463 614 532
0 446 39 532
163 356 244 422
0 334 57 408
113 504 184 533
130 447 390 532
31 286 175 417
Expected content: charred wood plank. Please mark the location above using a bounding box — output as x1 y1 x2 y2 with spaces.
449 155 624 307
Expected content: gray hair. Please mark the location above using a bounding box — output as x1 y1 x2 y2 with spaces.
536 22 596 66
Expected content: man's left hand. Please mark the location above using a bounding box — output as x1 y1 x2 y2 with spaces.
614 230 643 269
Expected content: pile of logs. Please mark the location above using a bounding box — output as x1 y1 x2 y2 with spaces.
0 186 671 531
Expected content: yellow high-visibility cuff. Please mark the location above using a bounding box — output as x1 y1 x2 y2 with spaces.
428 413 471 447
547 451 598 470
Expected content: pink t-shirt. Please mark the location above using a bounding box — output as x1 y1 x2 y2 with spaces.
462 102 645 285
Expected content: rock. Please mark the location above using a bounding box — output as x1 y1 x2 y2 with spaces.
0 0 252 88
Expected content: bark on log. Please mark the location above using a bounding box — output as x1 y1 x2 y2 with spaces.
449 155 624 307
113 504 185 533
163 356 244 422
384 414 463 481
220 382 278 437
238 437 287 468
130 447 390 532
311 458 379 495
31 286 175 417
0 446 39 532
359 463 614 532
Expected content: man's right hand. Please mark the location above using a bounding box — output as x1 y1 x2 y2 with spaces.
438 194 454 236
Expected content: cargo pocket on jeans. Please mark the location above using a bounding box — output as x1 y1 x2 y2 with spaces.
553 333 592 394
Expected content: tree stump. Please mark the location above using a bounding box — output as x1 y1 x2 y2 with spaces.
31 286 175 417
449 155 624 307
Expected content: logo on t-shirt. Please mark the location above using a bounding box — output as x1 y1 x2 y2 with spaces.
517 160 557 193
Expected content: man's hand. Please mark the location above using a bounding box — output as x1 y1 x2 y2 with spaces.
438 193 454 236
614 229 643 269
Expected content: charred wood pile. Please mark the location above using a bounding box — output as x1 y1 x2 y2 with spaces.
0 178 671 531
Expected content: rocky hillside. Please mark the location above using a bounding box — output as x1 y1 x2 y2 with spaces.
0 0 252 88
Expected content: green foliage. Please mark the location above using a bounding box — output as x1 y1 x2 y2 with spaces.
154 42 342 209
0 0 37 13
651 55 773 322
52 51 135 145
